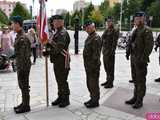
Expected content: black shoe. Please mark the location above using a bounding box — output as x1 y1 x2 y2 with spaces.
125 97 136 105
84 100 99 108
84 99 92 106
129 80 134 83
101 81 108 86
14 105 30 114
14 103 23 110
52 97 62 106
155 78 160 82
59 101 70 108
132 101 143 109
59 95 70 108
104 84 113 89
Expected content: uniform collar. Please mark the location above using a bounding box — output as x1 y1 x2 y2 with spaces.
17 29 24 36
89 31 96 36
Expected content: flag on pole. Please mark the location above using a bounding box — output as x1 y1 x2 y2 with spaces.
37 0 49 45
38 0 49 107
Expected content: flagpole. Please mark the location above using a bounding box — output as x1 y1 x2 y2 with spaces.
39 0 49 107
45 51 49 107
120 0 123 32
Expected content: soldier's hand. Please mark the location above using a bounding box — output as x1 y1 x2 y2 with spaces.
154 47 158 52
46 43 52 48
42 51 49 57
125 54 129 60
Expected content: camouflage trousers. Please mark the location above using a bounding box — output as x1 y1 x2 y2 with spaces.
85 68 100 101
53 60 70 96
17 66 31 106
132 57 148 101
103 54 115 84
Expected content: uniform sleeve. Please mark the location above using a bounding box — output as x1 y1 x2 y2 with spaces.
51 32 70 54
112 29 119 51
18 37 31 60
92 36 102 61
141 30 154 61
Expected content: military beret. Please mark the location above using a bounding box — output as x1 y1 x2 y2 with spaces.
51 15 64 21
105 16 113 21
11 15 23 24
83 19 94 28
135 11 146 17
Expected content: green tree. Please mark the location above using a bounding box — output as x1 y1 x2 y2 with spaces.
71 10 82 27
89 9 104 27
99 0 110 18
141 0 156 12
84 3 95 20
148 0 160 27
0 8 9 25
112 3 121 22
148 0 160 16
10 2 31 20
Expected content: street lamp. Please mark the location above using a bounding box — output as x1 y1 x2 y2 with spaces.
120 0 124 32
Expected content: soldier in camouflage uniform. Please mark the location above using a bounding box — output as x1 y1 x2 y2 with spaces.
125 12 154 109
12 16 31 113
101 17 119 89
43 15 70 108
83 20 102 108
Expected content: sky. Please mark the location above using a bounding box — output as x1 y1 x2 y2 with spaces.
7 0 104 16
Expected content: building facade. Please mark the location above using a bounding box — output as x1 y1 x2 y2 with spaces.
0 0 26 17
73 0 90 11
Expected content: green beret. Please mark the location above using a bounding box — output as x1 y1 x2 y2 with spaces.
83 19 94 28
11 15 23 26
105 16 113 21
135 12 146 17
51 15 64 21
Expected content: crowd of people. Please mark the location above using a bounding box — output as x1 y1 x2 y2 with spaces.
0 11 160 114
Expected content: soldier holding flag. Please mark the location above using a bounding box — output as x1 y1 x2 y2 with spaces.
43 15 71 108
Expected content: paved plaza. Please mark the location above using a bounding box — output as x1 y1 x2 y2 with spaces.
0 48 160 120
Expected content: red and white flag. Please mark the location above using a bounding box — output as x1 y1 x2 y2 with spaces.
37 0 49 44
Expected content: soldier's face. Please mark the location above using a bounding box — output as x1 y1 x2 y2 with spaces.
107 21 113 28
85 25 95 34
134 17 144 26
53 20 64 29
12 22 20 32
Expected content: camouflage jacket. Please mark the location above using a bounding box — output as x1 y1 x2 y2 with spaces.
102 27 119 56
14 29 31 70
83 31 102 71
49 27 70 65
131 26 154 63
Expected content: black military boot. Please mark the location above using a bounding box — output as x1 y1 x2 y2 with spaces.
132 100 143 109
101 81 108 86
84 99 92 106
125 97 137 105
59 95 70 108
104 79 114 89
52 96 62 106
84 99 99 108
155 78 160 82
14 103 23 110
129 80 134 83
14 94 30 114
14 105 31 114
